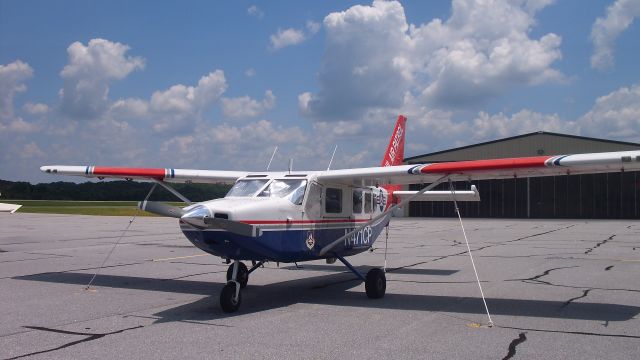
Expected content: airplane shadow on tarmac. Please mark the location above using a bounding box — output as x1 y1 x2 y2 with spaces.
14 270 640 324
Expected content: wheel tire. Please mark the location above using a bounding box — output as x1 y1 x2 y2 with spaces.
226 262 249 288
220 282 241 313
365 268 386 299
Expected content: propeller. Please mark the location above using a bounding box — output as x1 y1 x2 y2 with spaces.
180 205 262 238
138 200 185 218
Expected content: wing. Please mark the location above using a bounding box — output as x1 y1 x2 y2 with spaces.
40 165 247 184
316 150 640 186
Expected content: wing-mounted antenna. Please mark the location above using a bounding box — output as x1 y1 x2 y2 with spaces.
266 146 278 171
288 158 293 174
326 145 338 170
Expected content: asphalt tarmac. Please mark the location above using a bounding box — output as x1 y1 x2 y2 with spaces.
1 213 639 359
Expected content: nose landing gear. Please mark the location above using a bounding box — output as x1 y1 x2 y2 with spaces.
220 259 265 313
226 261 248 288
220 260 243 312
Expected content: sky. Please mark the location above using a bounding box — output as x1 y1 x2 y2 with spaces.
1 0 639 183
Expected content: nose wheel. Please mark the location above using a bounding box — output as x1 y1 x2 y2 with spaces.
226 262 249 288
220 260 246 313
220 281 242 312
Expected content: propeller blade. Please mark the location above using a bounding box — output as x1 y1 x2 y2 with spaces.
180 205 262 237
203 217 262 238
138 200 185 218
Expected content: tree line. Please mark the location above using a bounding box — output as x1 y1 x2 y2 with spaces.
0 179 231 202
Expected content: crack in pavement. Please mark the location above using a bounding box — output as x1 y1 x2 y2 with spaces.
4 325 143 360
560 289 591 310
502 332 527 360
507 266 579 286
389 225 576 275
497 325 640 339
584 235 615 254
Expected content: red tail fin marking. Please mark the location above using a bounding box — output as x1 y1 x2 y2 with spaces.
381 115 407 208
381 115 407 167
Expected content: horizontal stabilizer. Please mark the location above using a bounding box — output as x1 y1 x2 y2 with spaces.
393 185 480 202
138 201 185 218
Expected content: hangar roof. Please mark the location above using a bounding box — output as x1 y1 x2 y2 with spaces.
405 131 640 164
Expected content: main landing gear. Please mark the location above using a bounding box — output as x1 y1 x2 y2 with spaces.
219 257 385 313
336 255 386 299
220 260 263 313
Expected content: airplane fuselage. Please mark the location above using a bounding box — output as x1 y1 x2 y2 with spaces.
179 172 392 262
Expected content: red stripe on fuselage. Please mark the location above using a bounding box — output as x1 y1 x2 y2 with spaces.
242 219 371 225
420 156 552 173
92 167 166 179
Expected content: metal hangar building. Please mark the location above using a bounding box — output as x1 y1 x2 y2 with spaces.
404 131 640 219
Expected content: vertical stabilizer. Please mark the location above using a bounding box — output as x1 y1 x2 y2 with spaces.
381 115 406 167
381 115 407 208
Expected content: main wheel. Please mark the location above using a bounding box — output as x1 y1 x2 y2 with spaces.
365 268 386 299
220 282 242 313
226 262 249 288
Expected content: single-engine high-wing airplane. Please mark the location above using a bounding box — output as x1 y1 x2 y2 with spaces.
41 116 640 312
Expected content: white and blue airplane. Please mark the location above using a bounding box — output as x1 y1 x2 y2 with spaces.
41 116 640 312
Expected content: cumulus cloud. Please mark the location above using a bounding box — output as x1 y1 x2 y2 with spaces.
578 84 640 140
245 68 256 77
23 102 49 115
7 118 41 133
109 98 149 119
590 0 640 70
144 70 227 133
268 19 321 51
160 120 308 169
472 109 575 140
0 60 34 122
21 142 46 159
248 5 264 19
221 90 276 118
306 20 321 34
59 38 145 120
300 0 563 121
269 28 306 50
406 83 640 154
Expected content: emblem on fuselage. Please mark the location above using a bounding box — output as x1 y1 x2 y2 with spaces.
306 231 315 250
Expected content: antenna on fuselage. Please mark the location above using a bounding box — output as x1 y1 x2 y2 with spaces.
326 145 338 170
288 158 293 174
266 146 278 171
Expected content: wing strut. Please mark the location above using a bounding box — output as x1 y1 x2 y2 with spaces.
319 175 450 256
152 179 192 204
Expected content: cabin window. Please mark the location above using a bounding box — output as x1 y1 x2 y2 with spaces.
304 182 323 218
226 179 269 197
353 189 363 214
258 179 307 205
325 188 343 213
364 190 373 214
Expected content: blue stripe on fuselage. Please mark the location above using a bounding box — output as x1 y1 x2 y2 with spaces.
180 216 391 262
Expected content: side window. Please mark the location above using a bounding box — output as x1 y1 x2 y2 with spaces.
364 190 372 214
304 182 323 219
353 189 363 214
325 188 343 214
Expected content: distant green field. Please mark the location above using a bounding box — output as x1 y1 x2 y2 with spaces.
3 200 186 216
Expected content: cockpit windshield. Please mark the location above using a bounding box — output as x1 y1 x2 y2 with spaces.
258 179 307 205
225 179 269 197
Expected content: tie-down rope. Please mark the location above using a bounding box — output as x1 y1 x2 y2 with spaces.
448 180 493 327
84 183 157 290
